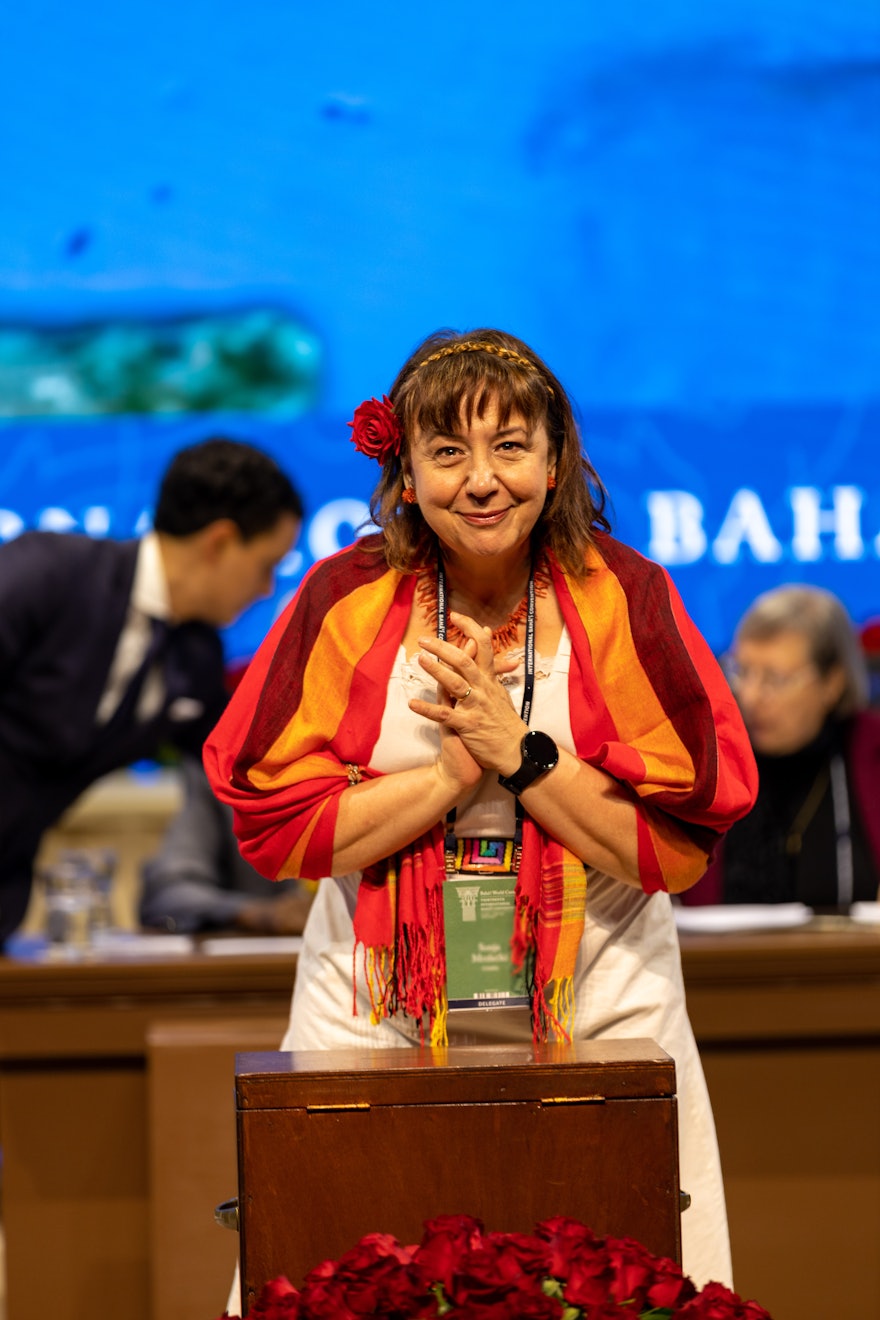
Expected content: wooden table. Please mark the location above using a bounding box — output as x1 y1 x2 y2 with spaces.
679 919 880 1320
2 920 879 1320
0 946 294 1320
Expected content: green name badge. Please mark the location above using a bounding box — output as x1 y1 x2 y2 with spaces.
443 874 529 1010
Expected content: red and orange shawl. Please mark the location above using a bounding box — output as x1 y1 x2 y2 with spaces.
204 533 756 1043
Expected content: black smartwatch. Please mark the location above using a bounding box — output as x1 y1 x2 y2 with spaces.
498 729 559 797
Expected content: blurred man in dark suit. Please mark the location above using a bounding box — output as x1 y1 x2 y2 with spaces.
0 437 302 947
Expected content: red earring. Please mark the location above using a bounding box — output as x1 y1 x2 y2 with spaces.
402 487 417 505
547 475 557 491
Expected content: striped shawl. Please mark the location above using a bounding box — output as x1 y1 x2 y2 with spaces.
204 533 757 1041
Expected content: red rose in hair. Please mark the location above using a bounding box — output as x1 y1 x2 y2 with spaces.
347 394 403 463
861 618 880 654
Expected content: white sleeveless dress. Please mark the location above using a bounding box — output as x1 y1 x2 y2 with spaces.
279 630 732 1289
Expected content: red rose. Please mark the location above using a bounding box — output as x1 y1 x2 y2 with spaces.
572 1305 630 1320
676 1279 774 1319
299 1233 428 1318
513 1294 564 1320
296 1275 359 1320
561 1248 614 1310
447 1241 524 1303
415 1214 486 1293
604 1236 658 1309
335 1231 415 1273
347 394 403 463
342 1259 423 1316
416 1228 561 1319
247 1275 301 1318
343 1258 425 1315
485 1230 554 1281
222 1220 773 1320
644 1253 697 1311
447 1296 560 1320
534 1219 611 1310
298 1258 357 1320
442 1240 562 1319
534 1216 604 1282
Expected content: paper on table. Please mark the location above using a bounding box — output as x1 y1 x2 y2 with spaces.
849 902 880 926
200 936 303 956
90 931 196 956
673 903 813 934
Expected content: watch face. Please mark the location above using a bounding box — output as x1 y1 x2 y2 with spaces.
523 729 559 773
498 729 559 796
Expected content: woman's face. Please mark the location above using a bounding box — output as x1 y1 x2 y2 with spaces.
730 629 847 756
404 397 556 571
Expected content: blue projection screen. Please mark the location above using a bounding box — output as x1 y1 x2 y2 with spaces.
1 1 879 661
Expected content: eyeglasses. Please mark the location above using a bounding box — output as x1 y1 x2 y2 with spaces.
723 658 819 697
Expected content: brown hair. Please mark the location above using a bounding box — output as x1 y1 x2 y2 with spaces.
367 328 609 577
736 584 869 717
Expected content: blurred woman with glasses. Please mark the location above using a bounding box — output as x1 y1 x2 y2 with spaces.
688 584 880 908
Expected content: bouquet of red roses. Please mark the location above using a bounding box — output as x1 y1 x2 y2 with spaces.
220 1214 772 1319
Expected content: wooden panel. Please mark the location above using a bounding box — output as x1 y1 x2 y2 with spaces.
0 1063 149 1320
147 1017 288 1320
703 1044 880 1320
0 952 297 1058
236 1039 676 1107
0 957 293 1320
679 925 880 985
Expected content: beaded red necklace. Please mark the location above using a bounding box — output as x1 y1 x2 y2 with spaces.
415 557 550 655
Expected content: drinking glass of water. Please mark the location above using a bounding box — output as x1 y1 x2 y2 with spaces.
41 857 96 958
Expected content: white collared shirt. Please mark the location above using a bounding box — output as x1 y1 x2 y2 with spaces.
95 533 173 725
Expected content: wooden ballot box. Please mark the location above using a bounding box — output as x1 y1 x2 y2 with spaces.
234 1038 681 1310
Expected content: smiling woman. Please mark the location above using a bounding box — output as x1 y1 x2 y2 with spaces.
204 327 759 1293
405 403 554 570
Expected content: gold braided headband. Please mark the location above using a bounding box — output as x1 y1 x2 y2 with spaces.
413 340 554 395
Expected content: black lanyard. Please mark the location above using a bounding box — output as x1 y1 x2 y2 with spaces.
438 554 536 868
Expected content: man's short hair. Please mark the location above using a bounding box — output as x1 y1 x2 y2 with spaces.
153 437 303 540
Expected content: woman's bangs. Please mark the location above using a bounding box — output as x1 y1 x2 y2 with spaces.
410 361 545 438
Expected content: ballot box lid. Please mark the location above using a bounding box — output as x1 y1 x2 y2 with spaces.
234 1038 675 1109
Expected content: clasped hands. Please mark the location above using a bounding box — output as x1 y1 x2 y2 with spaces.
408 609 526 794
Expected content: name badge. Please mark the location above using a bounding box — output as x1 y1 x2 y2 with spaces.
443 872 528 1010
